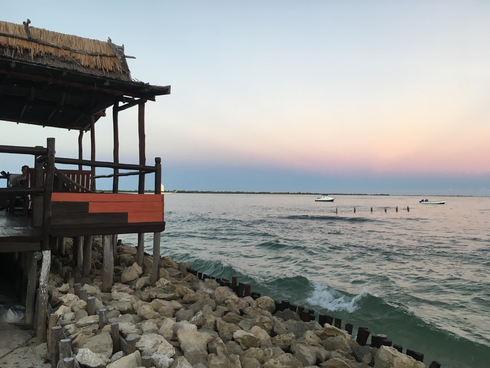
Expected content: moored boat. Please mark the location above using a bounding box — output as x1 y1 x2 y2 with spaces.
419 199 446 204
315 194 335 202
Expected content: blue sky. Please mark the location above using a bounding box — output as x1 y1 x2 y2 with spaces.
2 1 490 195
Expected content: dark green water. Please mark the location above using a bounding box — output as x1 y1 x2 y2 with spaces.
123 194 490 368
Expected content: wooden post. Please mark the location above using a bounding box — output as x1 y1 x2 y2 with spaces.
87 296 96 315
50 325 63 368
113 101 119 193
142 356 152 367
62 357 75 368
59 339 72 363
32 151 44 227
102 235 113 292
98 308 107 330
137 101 146 267
126 337 136 354
90 115 96 191
47 313 58 353
78 130 83 171
41 138 55 251
78 288 88 302
74 283 81 297
25 251 40 325
82 235 92 277
73 236 83 269
111 322 120 353
151 157 162 285
36 250 51 343
137 233 145 267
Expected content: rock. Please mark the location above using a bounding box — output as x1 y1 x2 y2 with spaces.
80 332 113 359
140 320 159 334
136 333 175 357
170 356 193 368
177 329 214 366
83 284 101 295
233 330 259 350
323 335 353 354
76 347 110 367
262 353 303 368
250 325 272 347
290 341 318 366
137 303 160 320
121 262 143 283
255 296 276 314
271 332 295 350
175 308 195 322
159 318 176 340
76 315 99 327
107 351 142 367
55 305 72 316
374 346 425 368
135 276 151 290
216 319 241 342
321 358 351 368
207 353 229 368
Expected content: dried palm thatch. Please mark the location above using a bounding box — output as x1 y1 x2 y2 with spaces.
0 20 130 79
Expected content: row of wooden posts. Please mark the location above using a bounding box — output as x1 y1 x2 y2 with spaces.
334 206 410 214
189 269 441 368
47 280 155 368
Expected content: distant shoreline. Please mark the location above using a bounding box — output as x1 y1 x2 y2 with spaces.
104 190 472 197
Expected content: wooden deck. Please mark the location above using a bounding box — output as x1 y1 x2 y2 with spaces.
0 211 41 253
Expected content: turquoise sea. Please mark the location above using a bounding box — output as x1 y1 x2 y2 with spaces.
122 193 490 368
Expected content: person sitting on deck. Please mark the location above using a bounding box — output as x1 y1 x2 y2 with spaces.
8 165 30 213
10 165 29 188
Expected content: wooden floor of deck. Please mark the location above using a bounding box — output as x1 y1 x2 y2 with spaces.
0 211 41 253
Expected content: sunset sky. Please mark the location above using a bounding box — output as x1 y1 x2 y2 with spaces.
2 1 490 195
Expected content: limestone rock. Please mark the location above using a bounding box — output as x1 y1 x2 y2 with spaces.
374 346 425 368
121 262 143 283
76 347 110 367
107 350 141 367
233 330 259 350
262 353 303 368
136 333 175 357
177 329 214 366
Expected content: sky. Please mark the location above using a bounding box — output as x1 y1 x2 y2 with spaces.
2 1 490 195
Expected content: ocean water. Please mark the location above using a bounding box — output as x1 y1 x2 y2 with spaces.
121 194 490 368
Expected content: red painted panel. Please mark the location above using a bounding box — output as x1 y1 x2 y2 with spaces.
52 193 164 203
128 211 163 223
89 201 163 213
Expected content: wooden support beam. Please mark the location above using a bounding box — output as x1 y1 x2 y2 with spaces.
112 101 119 193
137 101 146 266
36 250 51 343
78 130 83 171
73 236 83 270
90 116 96 191
102 235 113 292
82 236 92 277
25 251 40 325
42 138 55 251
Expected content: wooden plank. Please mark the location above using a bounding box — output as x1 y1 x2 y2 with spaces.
52 192 164 203
52 212 128 226
89 201 162 213
128 211 163 223
50 222 165 237
0 241 41 253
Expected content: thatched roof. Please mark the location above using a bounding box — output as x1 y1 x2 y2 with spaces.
0 19 130 80
0 19 170 131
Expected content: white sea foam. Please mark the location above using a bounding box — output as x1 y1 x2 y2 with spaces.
306 281 370 313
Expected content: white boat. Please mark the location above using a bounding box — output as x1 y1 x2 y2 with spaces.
315 194 335 202
419 199 446 204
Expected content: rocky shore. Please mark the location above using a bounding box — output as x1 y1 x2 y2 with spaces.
43 238 427 368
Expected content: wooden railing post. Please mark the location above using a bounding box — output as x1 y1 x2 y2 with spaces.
151 157 162 285
112 101 119 193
